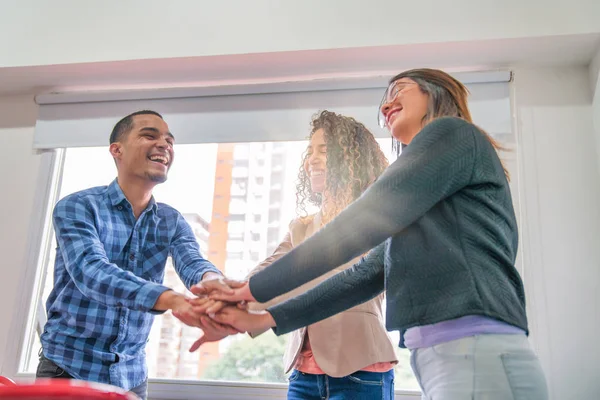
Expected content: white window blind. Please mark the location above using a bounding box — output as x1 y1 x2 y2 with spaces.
32 71 511 149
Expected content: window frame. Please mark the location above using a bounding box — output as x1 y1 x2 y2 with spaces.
4 149 65 376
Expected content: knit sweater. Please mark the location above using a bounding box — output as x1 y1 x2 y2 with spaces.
249 117 528 347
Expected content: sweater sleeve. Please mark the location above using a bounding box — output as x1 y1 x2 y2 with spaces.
250 117 478 303
268 242 386 335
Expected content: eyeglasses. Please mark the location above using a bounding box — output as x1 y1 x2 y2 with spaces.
377 81 417 128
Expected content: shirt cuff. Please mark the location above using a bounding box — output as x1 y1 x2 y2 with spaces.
136 282 171 313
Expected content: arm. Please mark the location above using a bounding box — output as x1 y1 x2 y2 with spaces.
268 242 385 335
249 118 478 303
211 244 386 336
170 213 222 290
53 198 170 311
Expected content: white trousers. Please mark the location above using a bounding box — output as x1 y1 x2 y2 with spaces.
410 334 548 399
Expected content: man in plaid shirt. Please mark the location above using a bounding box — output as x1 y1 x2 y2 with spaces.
36 110 237 399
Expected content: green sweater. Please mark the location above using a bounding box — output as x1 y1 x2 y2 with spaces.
249 117 528 347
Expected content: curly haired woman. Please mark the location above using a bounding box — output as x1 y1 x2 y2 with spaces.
246 110 397 399
188 110 398 399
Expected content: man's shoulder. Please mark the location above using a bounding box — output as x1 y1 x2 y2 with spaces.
56 185 110 209
155 202 183 219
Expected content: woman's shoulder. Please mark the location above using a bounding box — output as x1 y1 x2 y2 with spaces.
291 214 317 228
426 116 478 134
418 117 495 153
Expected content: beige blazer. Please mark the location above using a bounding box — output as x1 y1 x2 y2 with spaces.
247 213 398 377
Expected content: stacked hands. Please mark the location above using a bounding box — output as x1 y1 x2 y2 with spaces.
171 275 276 352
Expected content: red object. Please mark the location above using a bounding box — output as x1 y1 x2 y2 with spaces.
0 379 138 399
0 376 16 386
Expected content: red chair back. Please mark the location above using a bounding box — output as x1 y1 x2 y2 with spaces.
0 379 138 399
0 376 17 386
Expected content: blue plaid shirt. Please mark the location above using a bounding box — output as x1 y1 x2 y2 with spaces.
41 179 220 390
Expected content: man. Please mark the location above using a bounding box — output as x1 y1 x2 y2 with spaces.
37 110 236 399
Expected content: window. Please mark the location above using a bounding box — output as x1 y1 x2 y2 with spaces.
234 159 249 168
20 138 424 389
231 178 248 196
228 220 245 234
231 166 249 178
227 232 244 241
228 198 247 214
226 240 245 253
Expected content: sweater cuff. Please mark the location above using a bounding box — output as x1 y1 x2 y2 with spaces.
267 304 297 336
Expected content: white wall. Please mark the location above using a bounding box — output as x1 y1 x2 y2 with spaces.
591 46 600 174
513 66 600 399
0 95 40 370
0 0 599 67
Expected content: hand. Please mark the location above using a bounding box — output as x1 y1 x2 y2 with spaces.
209 306 275 334
153 290 202 321
168 293 210 329
208 280 256 304
186 296 229 315
191 275 247 298
182 314 241 352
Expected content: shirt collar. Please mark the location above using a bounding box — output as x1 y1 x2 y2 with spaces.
108 179 128 207
107 179 158 214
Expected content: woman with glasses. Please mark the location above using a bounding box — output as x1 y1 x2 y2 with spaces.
205 69 549 399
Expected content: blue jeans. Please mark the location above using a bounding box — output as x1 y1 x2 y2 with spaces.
36 355 148 400
410 334 548 399
287 369 394 400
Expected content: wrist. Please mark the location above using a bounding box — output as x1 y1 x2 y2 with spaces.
261 311 276 330
202 271 221 281
153 290 183 311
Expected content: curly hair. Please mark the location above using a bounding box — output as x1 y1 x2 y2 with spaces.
296 110 389 225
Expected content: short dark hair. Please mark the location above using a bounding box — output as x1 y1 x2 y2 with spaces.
109 110 163 144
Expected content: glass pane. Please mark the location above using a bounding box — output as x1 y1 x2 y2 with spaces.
26 139 420 389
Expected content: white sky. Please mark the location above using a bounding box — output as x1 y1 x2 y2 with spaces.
59 138 396 223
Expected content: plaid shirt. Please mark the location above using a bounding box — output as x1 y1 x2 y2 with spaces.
41 179 220 390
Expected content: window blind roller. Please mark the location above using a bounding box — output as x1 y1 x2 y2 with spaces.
33 72 511 149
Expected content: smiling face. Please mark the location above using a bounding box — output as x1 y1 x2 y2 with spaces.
380 78 429 144
303 128 327 194
110 114 174 185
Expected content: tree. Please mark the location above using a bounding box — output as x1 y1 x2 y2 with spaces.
202 331 420 390
201 331 288 382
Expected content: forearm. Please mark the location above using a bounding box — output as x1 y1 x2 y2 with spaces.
268 244 386 335
60 242 170 310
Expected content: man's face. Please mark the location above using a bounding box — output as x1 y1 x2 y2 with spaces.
111 114 175 184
